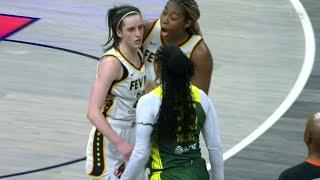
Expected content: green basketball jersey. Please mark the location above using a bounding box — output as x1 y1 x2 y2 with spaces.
149 85 206 173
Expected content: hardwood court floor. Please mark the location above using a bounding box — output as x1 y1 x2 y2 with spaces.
225 0 319 179
0 0 309 179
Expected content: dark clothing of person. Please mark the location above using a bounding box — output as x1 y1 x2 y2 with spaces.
279 159 320 180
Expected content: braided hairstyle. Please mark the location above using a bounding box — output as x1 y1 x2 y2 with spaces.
154 45 196 143
170 0 201 35
104 5 141 51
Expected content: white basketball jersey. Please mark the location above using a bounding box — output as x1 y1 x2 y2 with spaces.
99 48 146 122
142 19 203 82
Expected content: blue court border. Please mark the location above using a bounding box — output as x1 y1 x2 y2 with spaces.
0 14 39 40
0 39 100 179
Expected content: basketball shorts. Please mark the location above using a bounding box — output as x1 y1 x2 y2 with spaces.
149 158 209 180
86 119 144 180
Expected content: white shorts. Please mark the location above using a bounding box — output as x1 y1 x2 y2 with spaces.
86 120 144 180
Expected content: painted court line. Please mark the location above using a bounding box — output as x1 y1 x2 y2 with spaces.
220 0 316 164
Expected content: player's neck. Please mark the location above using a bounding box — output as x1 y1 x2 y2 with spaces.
118 43 139 61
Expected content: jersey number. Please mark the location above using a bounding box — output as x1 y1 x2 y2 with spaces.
133 91 145 108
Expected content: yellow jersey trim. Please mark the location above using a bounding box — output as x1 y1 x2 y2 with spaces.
151 85 201 102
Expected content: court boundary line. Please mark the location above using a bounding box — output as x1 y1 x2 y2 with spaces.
221 0 316 162
0 158 85 179
3 39 100 60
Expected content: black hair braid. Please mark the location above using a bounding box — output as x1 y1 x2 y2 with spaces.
155 45 196 143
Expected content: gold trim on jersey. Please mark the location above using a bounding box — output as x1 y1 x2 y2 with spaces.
108 74 131 100
143 19 158 44
88 130 107 178
98 54 118 74
179 34 202 49
189 39 203 59
102 93 115 117
102 79 135 117
98 54 129 83
115 48 144 71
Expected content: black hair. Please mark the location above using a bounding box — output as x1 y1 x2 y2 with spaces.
154 45 196 143
104 5 141 51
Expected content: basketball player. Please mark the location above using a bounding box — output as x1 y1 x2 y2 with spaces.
143 0 213 94
86 5 145 180
121 45 224 180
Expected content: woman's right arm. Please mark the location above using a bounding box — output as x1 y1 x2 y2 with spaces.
143 19 157 40
87 56 133 159
202 97 224 180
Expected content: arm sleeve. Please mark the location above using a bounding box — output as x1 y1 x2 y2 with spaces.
121 94 159 180
202 97 224 180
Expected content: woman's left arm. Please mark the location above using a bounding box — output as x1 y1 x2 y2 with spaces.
202 97 224 180
121 94 157 180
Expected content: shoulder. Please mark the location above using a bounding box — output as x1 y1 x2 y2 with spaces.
137 92 160 108
99 55 122 70
97 55 122 80
136 93 161 124
191 40 213 63
278 162 309 180
143 19 158 40
137 89 162 114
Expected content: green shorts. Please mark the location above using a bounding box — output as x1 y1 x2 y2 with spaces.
149 158 209 180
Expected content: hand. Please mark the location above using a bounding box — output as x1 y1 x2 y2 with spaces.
117 141 133 160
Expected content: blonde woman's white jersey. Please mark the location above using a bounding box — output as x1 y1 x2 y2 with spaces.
99 47 146 122
142 19 203 82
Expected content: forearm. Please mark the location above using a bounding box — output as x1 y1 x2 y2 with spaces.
208 146 224 180
87 110 123 145
122 94 157 179
121 148 149 180
202 97 223 179
121 124 152 179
